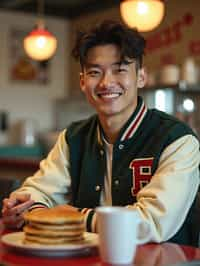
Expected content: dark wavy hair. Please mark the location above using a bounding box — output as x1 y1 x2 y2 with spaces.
72 20 146 70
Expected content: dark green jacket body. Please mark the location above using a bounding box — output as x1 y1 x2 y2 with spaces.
66 97 200 246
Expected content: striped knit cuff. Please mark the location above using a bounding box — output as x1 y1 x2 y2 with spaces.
78 208 97 233
28 202 48 212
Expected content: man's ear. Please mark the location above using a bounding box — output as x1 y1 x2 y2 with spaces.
80 72 85 92
137 68 147 89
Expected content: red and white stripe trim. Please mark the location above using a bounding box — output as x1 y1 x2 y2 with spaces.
80 208 92 224
80 208 91 215
80 208 97 233
91 212 97 233
28 203 47 212
121 101 147 141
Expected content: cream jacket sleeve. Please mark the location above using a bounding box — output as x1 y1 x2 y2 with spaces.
11 129 71 207
127 134 200 242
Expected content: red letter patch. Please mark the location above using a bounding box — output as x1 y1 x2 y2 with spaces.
129 158 154 196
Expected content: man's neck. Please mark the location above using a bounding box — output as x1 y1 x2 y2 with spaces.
98 104 137 144
99 116 123 144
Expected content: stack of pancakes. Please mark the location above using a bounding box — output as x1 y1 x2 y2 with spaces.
23 205 85 245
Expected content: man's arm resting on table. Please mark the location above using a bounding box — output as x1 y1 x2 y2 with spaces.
79 135 200 242
127 135 200 242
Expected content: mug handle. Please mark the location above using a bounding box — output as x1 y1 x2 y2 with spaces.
136 220 151 245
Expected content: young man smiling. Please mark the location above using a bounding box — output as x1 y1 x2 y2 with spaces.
2 20 200 246
79 43 144 144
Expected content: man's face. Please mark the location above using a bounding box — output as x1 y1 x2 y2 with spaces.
80 44 146 119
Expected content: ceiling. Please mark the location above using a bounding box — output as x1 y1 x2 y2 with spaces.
0 0 120 19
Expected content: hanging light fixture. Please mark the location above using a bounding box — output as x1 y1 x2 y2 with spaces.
120 0 165 32
24 0 57 61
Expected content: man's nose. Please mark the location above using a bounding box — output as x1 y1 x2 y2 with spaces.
100 72 115 88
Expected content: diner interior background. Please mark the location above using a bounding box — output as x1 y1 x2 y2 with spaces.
0 0 200 186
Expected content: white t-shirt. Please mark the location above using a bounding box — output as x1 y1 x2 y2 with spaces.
101 137 113 206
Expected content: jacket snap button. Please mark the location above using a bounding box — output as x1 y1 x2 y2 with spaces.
100 150 104 156
119 144 124 150
114 180 119 186
95 185 101 191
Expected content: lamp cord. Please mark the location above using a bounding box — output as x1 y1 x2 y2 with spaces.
37 0 45 29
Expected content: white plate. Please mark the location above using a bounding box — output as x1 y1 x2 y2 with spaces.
1 231 99 257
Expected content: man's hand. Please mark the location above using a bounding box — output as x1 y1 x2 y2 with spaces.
2 194 34 229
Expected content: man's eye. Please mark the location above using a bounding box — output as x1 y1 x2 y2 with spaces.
87 70 100 76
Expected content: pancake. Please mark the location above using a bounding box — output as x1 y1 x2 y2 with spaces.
23 224 85 237
24 234 84 245
24 205 84 224
23 205 85 245
28 221 85 231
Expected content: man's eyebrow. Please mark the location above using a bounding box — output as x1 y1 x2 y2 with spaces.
85 63 100 68
111 61 129 66
84 60 134 69
112 61 121 66
85 61 126 68
112 60 134 66
117 60 134 65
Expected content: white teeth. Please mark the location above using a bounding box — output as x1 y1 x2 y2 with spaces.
99 93 120 99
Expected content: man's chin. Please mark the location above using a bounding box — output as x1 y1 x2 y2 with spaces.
97 108 122 117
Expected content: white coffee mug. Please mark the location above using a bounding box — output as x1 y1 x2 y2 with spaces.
96 206 151 264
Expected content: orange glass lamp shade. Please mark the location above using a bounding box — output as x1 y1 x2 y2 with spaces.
120 0 165 32
24 28 57 61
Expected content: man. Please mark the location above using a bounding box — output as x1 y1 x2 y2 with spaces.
2 20 200 246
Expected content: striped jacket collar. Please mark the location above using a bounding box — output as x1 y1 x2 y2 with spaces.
97 96 148 144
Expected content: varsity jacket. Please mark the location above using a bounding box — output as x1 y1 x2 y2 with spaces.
14 97 200 246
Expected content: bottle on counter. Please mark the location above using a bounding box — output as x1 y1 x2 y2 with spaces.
19 119 38 146
181 57 198 85
0 111 9 145
9 119 38 146
160 64 180 85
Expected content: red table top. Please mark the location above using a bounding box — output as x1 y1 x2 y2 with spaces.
0 224 200 266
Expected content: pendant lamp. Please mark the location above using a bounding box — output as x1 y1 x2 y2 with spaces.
24 0 57 61
120 0 165 32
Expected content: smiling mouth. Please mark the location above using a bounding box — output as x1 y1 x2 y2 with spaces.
96 92 123 99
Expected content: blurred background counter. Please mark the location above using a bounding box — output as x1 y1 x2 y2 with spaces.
0 145 43 181
0 145 44 211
